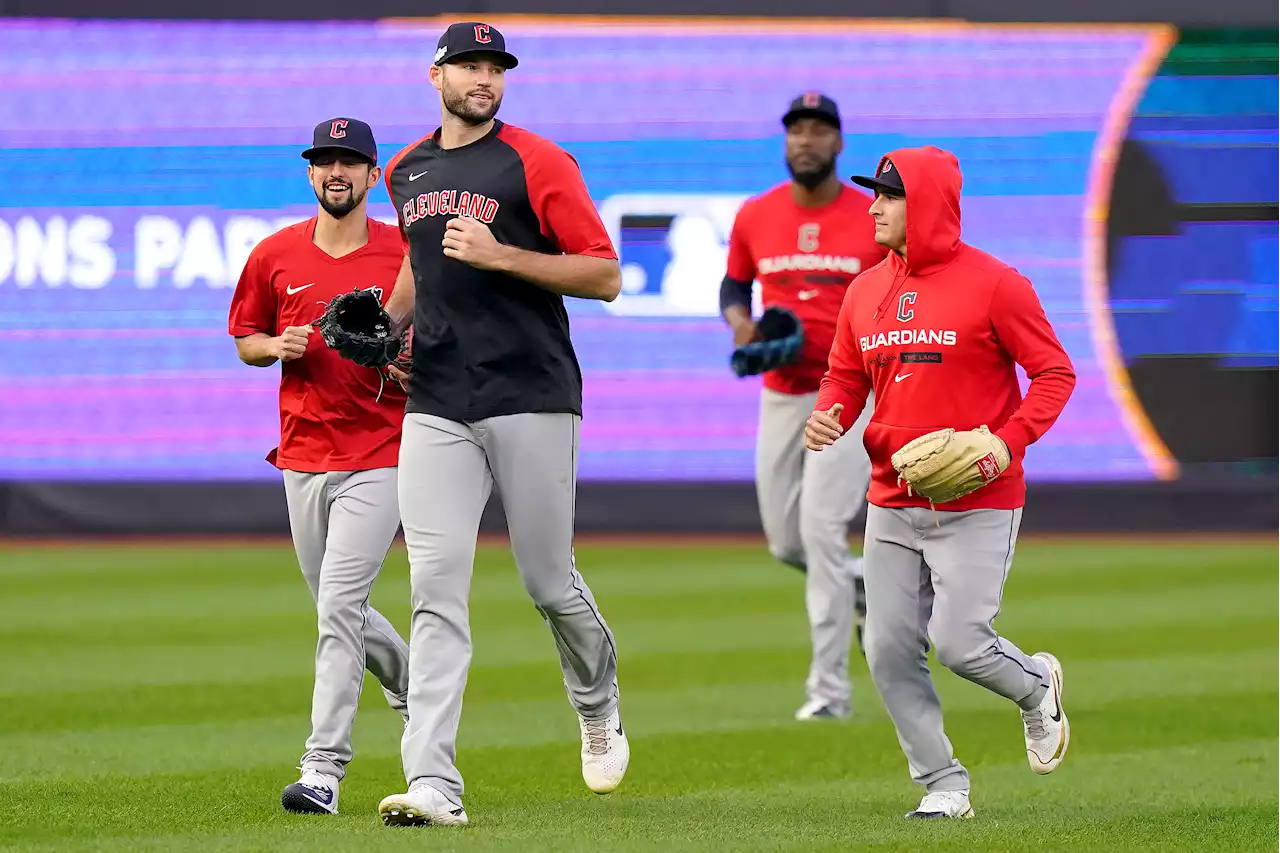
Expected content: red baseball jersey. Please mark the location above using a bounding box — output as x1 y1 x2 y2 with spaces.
227 217 408 473
816 146 1076 510
725 183 886 394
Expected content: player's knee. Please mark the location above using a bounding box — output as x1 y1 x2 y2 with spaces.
768 541 806 571
799 520 847 566
315 594 362 636
864 622 913 677
521 571 575 614
931 632 991 677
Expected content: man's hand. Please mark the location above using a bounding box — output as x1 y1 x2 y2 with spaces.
731 317 758 347
442 217 507 271
805 404 845 451
387 364 409 391
273 325 312 362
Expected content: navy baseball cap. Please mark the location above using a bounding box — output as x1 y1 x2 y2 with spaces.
301 117 378 165
434 22 518 69
852 156 906 197
782 92 841 130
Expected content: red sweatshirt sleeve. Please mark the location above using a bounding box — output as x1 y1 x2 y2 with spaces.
990 271 1076 458
815 283 873 433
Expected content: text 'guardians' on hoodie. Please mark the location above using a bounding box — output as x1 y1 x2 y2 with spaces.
816 146 1077 511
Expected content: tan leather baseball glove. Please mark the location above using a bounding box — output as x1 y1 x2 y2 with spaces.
891 425 1011 504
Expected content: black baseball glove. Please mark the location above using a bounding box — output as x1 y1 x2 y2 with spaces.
316 288 403 370
731 306 806 378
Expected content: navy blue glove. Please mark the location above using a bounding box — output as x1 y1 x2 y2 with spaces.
731 306 805 378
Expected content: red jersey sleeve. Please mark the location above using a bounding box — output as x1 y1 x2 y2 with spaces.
815 282 873 432
724 205 757 283
227 244 277 337
989 271 1077 458
524 143 616 259
384 170 410 254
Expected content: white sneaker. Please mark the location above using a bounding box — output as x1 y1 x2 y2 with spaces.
580 710 629 794
905 790 974 819
281 768 339 815
1023 651 1069 774
378 783 469 827
794 698 850 721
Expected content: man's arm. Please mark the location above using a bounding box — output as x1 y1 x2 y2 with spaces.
720 277 755 346
385 254 416 336
235 329 309 367
720 208 758 346
227 245 311 366
507 141 625 302
440 219 621 302
989 271 1076 458
493 245 621 302
812 284 873 434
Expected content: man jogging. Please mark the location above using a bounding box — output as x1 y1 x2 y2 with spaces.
720 92 884 721
805 146 1077 820
375 22 628 828
227 117 411 816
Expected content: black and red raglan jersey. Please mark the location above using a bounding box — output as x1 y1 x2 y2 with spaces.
384 120 617 423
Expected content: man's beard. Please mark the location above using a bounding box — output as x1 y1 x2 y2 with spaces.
443 86 502 126
314 182 366 219
786 156 836 190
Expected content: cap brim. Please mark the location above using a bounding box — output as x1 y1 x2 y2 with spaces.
851 175 904 196
782 108 840 129
437 48 518 69
301 144 376 164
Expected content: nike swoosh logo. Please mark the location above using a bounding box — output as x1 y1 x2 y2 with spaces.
301 785 334 805
285 283 315 295
1049 677 1063 722
894 372 913 383
797 289 819 301
408 170 429 181
616 725 624 737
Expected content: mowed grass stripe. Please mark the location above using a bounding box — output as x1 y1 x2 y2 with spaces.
0 653 1272 782
0 738 1273 852
0 540 1273 851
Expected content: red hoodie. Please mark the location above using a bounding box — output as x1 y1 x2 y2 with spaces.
816 146 1076 510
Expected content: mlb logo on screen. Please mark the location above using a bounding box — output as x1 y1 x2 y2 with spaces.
597 194 754 318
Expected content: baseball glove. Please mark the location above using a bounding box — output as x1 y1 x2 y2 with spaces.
316 288 403 370
731 306 805 378
385 326 413 390
890 425 1011 504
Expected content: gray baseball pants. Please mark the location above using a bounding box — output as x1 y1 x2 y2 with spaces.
397 412 619 804
755 387 872 710
283 466 412 781
862 504 1050 792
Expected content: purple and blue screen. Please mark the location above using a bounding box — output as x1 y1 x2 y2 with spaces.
0 20 1180 481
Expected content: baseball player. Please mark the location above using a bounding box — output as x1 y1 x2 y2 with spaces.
805 146 1077 819
372 23 627 828
227 117 411 816
720 93 886 722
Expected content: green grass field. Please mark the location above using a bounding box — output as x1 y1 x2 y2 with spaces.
0 536 1275 851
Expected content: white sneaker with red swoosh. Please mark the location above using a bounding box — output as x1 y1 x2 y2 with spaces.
1023 651 1069 774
